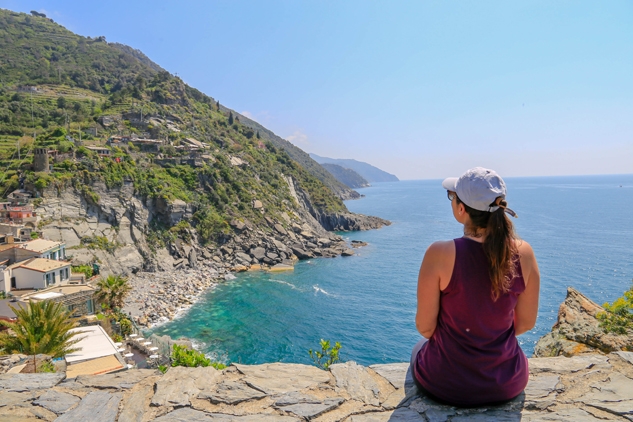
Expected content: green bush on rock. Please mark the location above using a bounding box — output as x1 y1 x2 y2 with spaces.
309 339 342 370
169 344 227 370
597 283 633 335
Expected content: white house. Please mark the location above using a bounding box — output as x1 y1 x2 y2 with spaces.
6 258 71 291
19 239 67 261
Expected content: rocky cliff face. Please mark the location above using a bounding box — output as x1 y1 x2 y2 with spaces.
35 176 389 278
534 287 633 357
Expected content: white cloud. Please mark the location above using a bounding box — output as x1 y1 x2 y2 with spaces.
241 111 254 120
286 130 309 146
240 111 270 124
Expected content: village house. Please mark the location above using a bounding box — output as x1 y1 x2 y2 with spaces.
85 146 112 157
19 238 67 261
1 257 71 292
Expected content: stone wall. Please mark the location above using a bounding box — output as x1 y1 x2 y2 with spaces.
1 354 633 421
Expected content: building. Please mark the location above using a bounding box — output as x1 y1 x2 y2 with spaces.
18 280 95 316
85 146 112 157
4 258 71 291
7 206 36 226
19 239 66 261
0 299 17 329
64 325 126 377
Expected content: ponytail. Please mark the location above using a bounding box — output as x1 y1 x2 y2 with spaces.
456 196 519 300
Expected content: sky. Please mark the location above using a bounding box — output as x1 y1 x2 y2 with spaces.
2 1 632 180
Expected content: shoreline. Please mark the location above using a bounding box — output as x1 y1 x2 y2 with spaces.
122 265 227 329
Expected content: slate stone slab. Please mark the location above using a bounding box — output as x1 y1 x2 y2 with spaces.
199 381 267 404
118 385 152 422
613 351 633 366
55 390 122 422
524 375 560 399
369 362 410 389
0 391 38 407
154 408 300 421
347 408 426 421
528 355 609 374
584 372 633 401
72 368 155 390
152 366 221 407
0 373 65 391
330 361 381 406
278 400 343 419
33 389 80 414
587 399 633 417
233 362 330 394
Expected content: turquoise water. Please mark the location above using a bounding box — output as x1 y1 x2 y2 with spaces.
151 175 633 365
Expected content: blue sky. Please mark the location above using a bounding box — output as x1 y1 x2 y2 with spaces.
2 1 632 179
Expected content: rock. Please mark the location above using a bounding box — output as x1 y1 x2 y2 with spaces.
0 373 65 391
318 213 391 232
369 363 410 389
154 408 300 421
230 219 246 231
118 385 153 422
152 366 221 407
290 246 314 260
330 361 382 406
0 391 39 407
341 248 355 256
533 287 633 357
274 224 287 235
276 398 344 419
236 252 252 264
252 200 263 209
33 390 81 414
524 374 561 399
199 381 267 404
233 362 331 394
528 355 610 374
55 390 122 422
266 252 279 260
347 408 426 421
70 369 155 390
250 247 266 260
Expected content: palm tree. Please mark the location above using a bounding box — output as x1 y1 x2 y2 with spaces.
0 300 84 368
95 275 131 310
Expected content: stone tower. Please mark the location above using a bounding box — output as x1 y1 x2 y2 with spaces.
33 148 49 173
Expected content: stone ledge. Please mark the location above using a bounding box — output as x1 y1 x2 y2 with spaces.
0 353 632 421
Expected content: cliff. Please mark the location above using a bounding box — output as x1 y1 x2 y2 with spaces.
310 154 399 183
320 163 371 189
1 353 632 421
534 287 633 357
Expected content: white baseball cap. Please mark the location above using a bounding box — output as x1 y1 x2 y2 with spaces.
442 167 516 217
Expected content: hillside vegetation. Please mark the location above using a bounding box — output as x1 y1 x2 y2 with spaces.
320 163 370 189
0 9 355 244
310 153 399 183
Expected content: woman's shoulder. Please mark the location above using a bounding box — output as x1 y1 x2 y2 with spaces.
427 239 456 253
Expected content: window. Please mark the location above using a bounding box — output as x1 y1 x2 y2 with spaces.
45 273 50 286
52 272 56 285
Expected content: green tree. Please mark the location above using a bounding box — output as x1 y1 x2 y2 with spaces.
57 96 67 109
216 100 220 111
256 131 260 139
228 111 233 125
95 275 131 310
309 339 342 370
0 300 84 365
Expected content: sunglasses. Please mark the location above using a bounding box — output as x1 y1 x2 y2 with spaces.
447 191 456 201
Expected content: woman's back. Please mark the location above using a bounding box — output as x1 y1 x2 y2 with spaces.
414 237 528 406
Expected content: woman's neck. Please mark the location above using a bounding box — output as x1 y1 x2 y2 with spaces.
463 226 487 243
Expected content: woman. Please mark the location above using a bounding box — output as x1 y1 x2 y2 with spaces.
411 167 540 407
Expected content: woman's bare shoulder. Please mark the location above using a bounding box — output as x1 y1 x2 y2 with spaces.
427 240 455 253
516 239 535 257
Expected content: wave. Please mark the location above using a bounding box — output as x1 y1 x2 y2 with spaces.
313 285 336 296
269 278 301 290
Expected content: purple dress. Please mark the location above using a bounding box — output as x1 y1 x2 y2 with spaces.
414 237 528 406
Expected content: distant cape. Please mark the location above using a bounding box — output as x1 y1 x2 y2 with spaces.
310 154 399 183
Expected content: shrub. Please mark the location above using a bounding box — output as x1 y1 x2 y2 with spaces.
597 283 633 335
170 344 226 370
309 339 342 370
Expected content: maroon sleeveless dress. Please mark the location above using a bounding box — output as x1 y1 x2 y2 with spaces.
414 237 528 406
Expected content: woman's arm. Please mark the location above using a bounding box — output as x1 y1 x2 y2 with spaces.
514 241 540 336
416 241 454 338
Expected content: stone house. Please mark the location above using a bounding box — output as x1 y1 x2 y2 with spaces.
3 258 71 291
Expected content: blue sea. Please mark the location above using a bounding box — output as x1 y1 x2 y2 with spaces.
150 175 633 365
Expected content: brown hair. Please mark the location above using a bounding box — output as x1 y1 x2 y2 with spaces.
456 195 520 300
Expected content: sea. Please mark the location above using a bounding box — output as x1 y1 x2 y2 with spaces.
149 174 633 366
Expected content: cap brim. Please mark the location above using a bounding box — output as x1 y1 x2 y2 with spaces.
442 177 458 191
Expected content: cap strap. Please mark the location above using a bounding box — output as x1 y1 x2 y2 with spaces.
495 197 518 218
